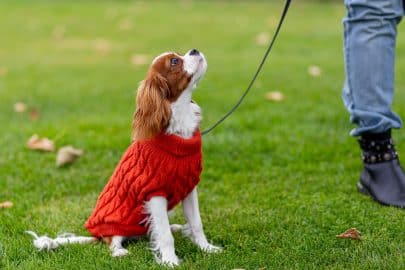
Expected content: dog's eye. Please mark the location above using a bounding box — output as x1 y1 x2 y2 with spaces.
170 58 179 66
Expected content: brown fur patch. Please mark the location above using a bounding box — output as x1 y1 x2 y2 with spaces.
102 236 112 245
132 53 192 141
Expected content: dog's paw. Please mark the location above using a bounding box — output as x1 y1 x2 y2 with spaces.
158 254 180 267
170 224 183 233
170 224 192 238
200 243 223 253
112 248 129 257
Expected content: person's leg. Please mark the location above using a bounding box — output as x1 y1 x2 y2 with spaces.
343 0 405 208
343 0 403 136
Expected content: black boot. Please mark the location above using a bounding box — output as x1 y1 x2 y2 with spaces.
357 130 405 208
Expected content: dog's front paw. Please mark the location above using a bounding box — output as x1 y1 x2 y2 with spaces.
158 254 180 267
112 248 129 257
199 243 223 253
170 224 192 238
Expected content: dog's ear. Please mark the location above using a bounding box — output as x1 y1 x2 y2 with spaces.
132 72 171 141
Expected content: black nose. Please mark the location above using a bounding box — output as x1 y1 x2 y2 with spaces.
189 49 200 56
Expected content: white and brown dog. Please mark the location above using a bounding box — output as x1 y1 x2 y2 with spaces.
27 49 221 266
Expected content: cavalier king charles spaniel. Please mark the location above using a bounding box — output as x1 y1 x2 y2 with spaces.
27 49 221 267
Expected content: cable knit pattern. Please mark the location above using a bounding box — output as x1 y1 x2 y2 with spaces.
85 131 202 237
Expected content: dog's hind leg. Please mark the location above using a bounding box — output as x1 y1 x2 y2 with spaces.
109 236 129 257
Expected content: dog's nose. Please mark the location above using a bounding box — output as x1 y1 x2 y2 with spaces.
189 49 200 56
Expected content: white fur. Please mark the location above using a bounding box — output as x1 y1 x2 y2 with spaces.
166 89 201 138
110 236 129 257
166 49 206 138
183 51 207 81
172 188 222 253
145 197 180 266
26 231 96 251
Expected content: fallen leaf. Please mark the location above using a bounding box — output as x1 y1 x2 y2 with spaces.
29 108 40 121
27 134 55 152
105 8 118 19
268 16 278 28
52 26 66 40
265 91 284 102
14 102 28 113
0 201 13 209
336 228 361 240
56 146 84 167
181 0 192 6
0 67 8 76
131 54 149 66
308 65 322 77
118 18 132 31
256 32 270 46
95 39 110 55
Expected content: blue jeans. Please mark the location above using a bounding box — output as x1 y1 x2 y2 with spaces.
342 0 404 136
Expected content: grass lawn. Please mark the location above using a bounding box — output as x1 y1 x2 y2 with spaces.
1 0 404 269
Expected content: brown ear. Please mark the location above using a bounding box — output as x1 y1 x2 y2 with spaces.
132 73 171 141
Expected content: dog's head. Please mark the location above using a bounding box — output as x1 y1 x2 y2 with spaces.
132 49 207 141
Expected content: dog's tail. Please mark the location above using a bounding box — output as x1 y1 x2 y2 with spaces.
25 231 97 251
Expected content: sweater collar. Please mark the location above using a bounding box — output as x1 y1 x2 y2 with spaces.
144 130 202 157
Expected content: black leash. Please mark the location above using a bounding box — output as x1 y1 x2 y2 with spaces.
201 0 292 136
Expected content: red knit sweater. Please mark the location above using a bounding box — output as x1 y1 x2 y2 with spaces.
85 131 202 237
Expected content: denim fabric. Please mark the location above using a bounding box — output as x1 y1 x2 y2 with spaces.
342 0 404 136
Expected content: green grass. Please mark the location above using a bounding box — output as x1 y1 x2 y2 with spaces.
1 0 405 269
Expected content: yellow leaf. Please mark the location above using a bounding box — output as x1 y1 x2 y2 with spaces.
14 102 27 113
336 228 361 240
256 32 270 46
131 54 149 66
265 91 284 102
118 18 132 31
0 201 13 209
27 135 55 152
95 39 110 55
0 67 8 76
308 65 322 77
52 26 66 40
56 146 84 167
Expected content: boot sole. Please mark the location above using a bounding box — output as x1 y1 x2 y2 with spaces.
357 182 405 209
356 182 371 197
357 181 389 206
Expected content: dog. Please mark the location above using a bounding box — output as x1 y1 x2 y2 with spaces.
27 49 222 266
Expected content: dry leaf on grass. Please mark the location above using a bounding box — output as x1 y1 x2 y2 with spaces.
0 201 13 209
308 65 322 77
131 54 149 66
56 146 84 167
256 32 270 46
0 67 8 76
28 108 40 121
265 91 284 102
95 39 110 55
181 0 192 6
268 16 278 28
118 18 132 31
52 26 66 40
336 228 361 240
14 102 28 113
27 134 55 152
